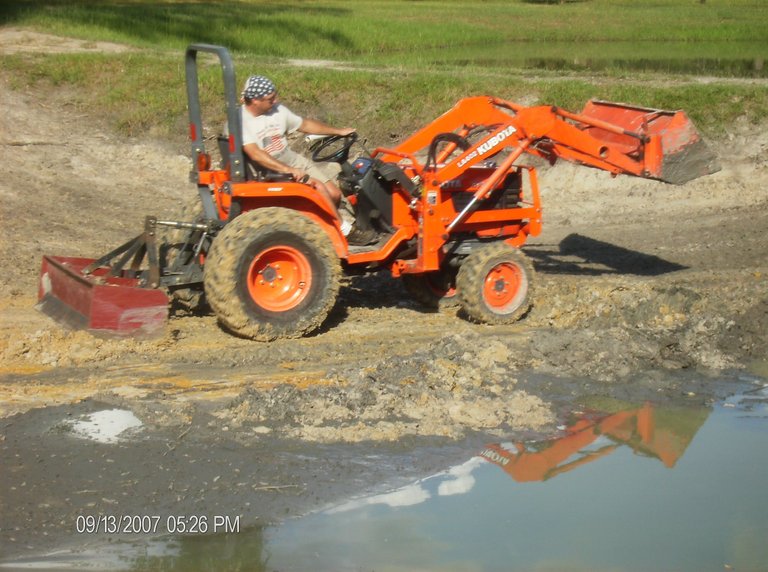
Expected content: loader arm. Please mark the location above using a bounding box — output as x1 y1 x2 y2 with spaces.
385 96 718 190
372 95 718 273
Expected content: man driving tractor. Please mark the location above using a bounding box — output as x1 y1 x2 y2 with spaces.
240 75 374 244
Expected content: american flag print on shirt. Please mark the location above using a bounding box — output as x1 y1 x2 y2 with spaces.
262 134 285 155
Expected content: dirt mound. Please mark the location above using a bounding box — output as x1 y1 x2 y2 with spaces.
526 269 767 380
222 333 553 442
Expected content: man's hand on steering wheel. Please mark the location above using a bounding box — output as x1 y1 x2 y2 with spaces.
310 131 359 163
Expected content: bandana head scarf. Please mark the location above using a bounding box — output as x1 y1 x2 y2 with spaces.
242 75 277 100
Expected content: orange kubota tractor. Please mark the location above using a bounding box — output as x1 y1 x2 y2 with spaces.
38 44 719 340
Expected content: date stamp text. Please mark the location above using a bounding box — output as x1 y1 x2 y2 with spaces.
75 514 241 535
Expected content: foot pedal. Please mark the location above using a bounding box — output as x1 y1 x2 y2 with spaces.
346 226 379 246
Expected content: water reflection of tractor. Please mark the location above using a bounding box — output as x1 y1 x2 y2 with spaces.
480 402 709 482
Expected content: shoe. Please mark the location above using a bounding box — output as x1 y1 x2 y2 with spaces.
346 226 379 246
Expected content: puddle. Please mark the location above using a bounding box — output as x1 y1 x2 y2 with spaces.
265 386 768 572
4 383 767 571
64 409 143 444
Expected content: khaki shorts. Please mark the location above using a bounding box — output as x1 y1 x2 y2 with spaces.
278 148 340 183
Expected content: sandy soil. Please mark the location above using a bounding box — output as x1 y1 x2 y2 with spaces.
1 28 767 561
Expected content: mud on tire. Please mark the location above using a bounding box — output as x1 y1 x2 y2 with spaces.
203 207 340 341
456 242 535 324
402 268 459 310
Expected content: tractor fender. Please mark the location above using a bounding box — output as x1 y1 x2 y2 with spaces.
228 189 347 258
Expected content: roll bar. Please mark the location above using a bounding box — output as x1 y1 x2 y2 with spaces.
185 43 246 182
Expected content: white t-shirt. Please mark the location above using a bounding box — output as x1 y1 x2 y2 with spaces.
241 104 303 158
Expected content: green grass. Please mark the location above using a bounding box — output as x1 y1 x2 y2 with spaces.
3 0 767 63
1 0 766 143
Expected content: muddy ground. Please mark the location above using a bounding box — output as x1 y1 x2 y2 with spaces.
0 29 767 563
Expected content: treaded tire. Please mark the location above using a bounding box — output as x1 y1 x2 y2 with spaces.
204 207 340 340
158 194 207 312
402 268 459 309
456 242 534 324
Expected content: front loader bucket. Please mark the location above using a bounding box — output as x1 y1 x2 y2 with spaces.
37 255 169 337
579 100 721 185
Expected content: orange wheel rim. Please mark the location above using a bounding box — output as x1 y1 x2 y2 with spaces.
482 262 526 312
246 246 312 312
439 284 457 299
427 274 456 299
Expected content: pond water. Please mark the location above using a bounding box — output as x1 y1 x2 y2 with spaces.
395 41 768 78
3 381 767 571
264 384 768 572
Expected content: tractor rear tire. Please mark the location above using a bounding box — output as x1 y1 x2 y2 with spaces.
456 242 534 324
402 268 459 309
203 207 340 340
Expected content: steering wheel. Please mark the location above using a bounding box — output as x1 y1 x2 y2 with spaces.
310 132 358 163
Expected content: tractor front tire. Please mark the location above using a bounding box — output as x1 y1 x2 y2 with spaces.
402 268 459 309
203 208 340 340
456 242 534 324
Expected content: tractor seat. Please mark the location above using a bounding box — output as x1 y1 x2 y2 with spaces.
244 159 295 183
216 136 293 183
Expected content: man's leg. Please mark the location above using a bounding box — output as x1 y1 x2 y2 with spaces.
306 177 341 214
277 150 358 237
322 179 343 206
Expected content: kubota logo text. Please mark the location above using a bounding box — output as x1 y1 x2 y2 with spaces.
457 126 517 168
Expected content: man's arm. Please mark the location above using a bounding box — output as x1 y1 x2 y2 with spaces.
299 118 355 137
